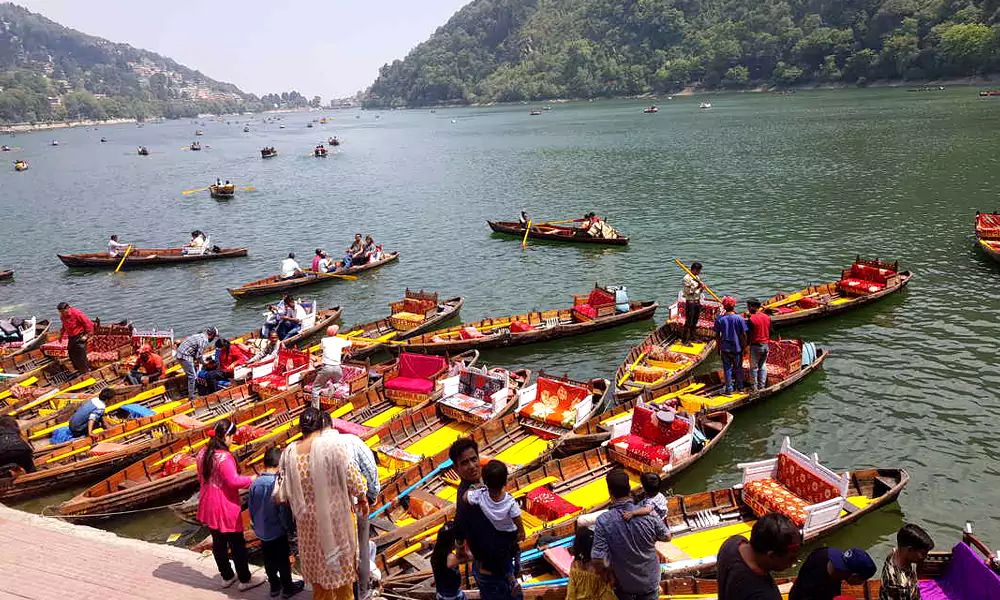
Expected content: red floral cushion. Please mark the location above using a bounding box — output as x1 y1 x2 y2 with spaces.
234 425 267 446
837 278 886 296
459 327 486 340
526 487 580 521
519 377 590 427
163 453 196 476
587 288 615 307
385 375 435 394
610 434 671 463
510 320 532 333
398 353 447 379
743 478 808 527
777 454 840 505
573 304 597 319
630 404 689 445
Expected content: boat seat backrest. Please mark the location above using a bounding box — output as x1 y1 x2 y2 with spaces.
518 376 591 428
457 367 506 400
397 353 447 380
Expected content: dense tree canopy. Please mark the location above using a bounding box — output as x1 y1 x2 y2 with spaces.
365 0 1000 107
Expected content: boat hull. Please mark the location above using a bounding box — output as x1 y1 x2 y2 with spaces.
763 271 912 326
228 252 400 298
612 322 715 401
978 239 1000 264
488 221 629 246
347 296 465 359
58 248 248 268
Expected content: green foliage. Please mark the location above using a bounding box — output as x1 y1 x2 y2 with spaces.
364 0 1000 106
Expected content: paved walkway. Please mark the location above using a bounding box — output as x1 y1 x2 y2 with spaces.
0 505 282 599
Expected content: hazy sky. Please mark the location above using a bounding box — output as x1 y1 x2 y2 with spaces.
15 0 470 100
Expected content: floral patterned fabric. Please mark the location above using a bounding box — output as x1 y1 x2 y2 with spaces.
776 453 840 505
743 478 809 527
519 377 590 428
526 487 581 521
630 403 689 445
610 434 671 464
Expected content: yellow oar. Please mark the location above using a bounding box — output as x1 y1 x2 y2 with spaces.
533 219 581 226
617 350 649 387
114 245 133 273
521 220 532 249
181 186 208 195
238 187 256 191
674 258 722 303
311 271 358 281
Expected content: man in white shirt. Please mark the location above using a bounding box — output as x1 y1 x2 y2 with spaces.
311 325 352 407
276 296 308 340
280 252 302 279
107 234 130 257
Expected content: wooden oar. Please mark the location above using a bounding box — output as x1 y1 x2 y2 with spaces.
674 259 722 303
617 350 649 387
182 186 208 195
114 245 133 273
311 270 358 281
521 220 532 249
238 187 256 191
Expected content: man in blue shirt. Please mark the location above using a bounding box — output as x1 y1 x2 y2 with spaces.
67 388 113 438
248 447 304 599
592 469 671 600
714 296 748 393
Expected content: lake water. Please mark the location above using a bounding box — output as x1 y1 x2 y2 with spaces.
3 88 1000 563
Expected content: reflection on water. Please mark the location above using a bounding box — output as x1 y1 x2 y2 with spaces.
4 89 1000 561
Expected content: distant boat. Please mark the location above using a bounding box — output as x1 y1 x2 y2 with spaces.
644 106 658 113
307 122 314 128
543 106 552 111
50 140 59 146
980 90 1000 97
279 124 286 129
260 147 278 159
314 145 328 157
137 146 150 156
328 137 340 146
243 126 250 132
699 102 712 109
13 160 28 171
190 141 202 151
1 146 11 151
194 130 204 136
529 110 542 116
100 137 107 143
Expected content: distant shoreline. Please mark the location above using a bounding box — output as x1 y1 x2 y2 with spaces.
0 117 159 135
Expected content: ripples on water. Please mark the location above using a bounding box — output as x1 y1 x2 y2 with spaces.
2 89 999 557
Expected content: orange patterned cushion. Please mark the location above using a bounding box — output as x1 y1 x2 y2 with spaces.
519 377 590 427
743 478 808 527
777 454 840 505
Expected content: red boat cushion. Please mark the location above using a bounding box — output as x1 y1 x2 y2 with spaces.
777 453 840 505
610 434 672 463
234 425 268 446
458 327 486 340
398 353 447 379
526 487 581 521
587 288 615 307
573 304 597 320
510 320 532 333
743 478 809 527
519 377 591 427
163 453 196 476
169 414 205 430
328 418 372 438
630 403 689 445
797 296 820 309
836 278 885 296
402 298 435 314
385 376 435 394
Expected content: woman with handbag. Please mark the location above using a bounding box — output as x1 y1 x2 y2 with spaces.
275 407 368 600
196 419 264 591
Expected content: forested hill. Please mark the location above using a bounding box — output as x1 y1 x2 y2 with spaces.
0 3 303 123
365 0 1000 107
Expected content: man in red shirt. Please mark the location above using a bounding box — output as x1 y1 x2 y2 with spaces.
126 344 164 385
745 298 772 391
57 302 94 374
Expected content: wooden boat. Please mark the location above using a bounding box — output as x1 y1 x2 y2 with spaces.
314 145 327 156
369 375 606 548
605 343 827 421
0 384 283 504
328 137 340 146
757 258 912 325
391 285 656 354
13 160 27 171
0 318 52 359
644 106 658 113
612 321 716 401
342 291 464 358
57 387 309 519
136 147 149 156
209 184 235 199
58 246 247 268
0 270 12 280
227 251 400 299
488 221 629 246
376 411 732 580
976 212 1000 264
234 304 341 350
530 110 542 115
189 141 202 151
260 147 277 158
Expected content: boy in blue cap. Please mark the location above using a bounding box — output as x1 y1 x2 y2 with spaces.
789 546 877 600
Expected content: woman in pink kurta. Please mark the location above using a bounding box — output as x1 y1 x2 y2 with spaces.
196 419 261 590
276 407 367 600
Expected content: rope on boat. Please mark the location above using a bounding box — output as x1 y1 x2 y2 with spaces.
40 503 178 519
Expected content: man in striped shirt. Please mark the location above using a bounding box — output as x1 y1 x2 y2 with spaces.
174 327 218 399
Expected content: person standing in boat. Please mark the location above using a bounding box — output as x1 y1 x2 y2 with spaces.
680 263 704 345
311 325 351 408
107 234 129 257
57 301 94 374
174 327 219 399
745 299 773 392
714 296 748 393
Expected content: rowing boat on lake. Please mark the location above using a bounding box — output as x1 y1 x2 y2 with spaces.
612 321 716 402
57 387 308 518
488 221 629 246
58 247 248 268
390 285 656 354
976 211 1000 264
0 384 281 504
759 257 911 325
227 252 400 299
343 291 464 358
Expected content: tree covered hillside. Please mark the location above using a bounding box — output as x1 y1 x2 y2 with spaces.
365 0 1000 106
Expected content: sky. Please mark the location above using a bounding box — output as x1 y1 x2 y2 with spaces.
14 0 471 100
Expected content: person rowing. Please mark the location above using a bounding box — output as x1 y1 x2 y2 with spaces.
519 211 529 227
107 234 130 258
280 252 304 279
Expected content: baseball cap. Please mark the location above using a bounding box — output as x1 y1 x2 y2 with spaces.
829 547 876 578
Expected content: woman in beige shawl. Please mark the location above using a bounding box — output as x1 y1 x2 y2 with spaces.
276 407 367 600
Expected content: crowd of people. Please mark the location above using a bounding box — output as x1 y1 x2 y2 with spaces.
194 407 377 598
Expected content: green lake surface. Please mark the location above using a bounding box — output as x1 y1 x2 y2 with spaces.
2 88 999 563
